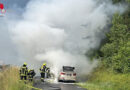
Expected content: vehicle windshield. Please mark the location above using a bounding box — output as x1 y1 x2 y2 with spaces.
63 66 75 72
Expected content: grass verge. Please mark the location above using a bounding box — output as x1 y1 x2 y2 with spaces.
0 66 31 90
77 67 130 90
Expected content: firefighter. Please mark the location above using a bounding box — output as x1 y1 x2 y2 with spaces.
19 62 28 81
46 67 51 78
39 63 47 82
28 69 36 82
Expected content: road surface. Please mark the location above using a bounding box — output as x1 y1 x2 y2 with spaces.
34 78 86 90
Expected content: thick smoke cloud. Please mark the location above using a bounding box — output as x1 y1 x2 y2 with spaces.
0 0 29 65
0 0 126 78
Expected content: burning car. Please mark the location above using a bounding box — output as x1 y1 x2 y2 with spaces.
58 66 76 82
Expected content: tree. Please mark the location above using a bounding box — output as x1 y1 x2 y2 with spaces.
100 13 130 73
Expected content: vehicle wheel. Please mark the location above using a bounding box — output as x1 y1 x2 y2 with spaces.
58 80 62 82
73 81 76 83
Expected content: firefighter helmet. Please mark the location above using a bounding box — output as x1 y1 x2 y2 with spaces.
43 63 46 66
23 62 27 66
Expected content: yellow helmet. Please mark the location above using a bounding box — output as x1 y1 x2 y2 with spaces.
43 63 46 66
24 62 27 66
28 69 32 72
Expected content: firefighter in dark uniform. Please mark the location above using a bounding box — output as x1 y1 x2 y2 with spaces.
28 69 36 82
40 63 47 82
19 62 28 81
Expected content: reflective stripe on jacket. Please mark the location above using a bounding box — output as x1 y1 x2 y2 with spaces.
20 66 28 76
40 65 46 73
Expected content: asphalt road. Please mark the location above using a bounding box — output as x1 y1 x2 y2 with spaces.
59 83 86 90
34 82 86 90
34 78 86 90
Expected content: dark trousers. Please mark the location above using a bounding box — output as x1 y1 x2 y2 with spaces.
28 75 33 81
41 73 45 78
40 73 45 82
20 76 27 80
28 78 33 81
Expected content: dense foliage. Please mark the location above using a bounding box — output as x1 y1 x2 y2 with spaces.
112 0 130 3
99 9 130 73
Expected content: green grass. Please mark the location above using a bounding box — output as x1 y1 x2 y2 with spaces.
0 67 31 90
78 67 130 90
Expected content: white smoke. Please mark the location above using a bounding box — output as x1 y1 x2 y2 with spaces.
0 60 4 65
8 0 126 78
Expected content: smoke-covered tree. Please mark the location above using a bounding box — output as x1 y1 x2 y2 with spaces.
100 13 130 73
112 0 130 3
